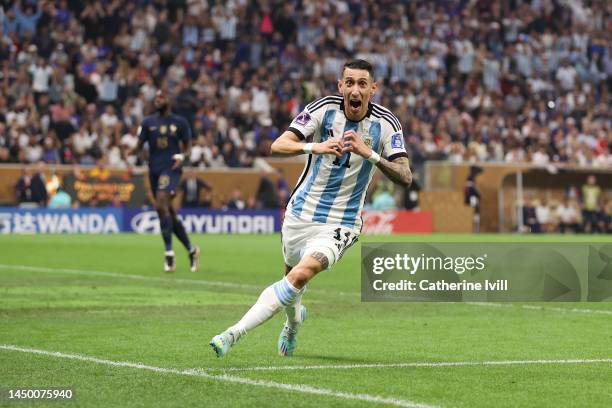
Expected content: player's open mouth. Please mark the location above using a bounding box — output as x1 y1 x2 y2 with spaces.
349 100 362 110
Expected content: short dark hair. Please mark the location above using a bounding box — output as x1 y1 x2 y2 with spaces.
342 59 374 79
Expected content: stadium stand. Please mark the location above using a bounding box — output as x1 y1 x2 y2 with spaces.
0 0 610 233
0 0 609 169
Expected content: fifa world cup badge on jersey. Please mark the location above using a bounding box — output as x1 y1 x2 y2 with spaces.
363 136 373 147
160 125 168 134
391 132 404 149
295 111 311 126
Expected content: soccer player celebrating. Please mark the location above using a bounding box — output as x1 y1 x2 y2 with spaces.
210 60 411 357
130 90 200 273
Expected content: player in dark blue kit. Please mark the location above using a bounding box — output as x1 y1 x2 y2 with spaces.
130 90 200 273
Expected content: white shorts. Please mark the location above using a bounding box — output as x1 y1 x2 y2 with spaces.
281 214 359 269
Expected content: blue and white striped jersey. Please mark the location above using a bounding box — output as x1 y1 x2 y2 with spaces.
286 95 408 232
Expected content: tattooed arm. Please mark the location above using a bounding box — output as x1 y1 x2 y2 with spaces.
376 156 412 187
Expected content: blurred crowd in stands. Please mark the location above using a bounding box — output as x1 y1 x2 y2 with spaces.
0 0 610 170
519 175 612 234
364 172 610 233
520 174 610 233
2 0 610 232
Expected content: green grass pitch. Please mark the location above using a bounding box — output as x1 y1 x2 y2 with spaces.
1 233 611 407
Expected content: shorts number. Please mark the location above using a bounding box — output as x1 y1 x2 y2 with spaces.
159 175 170 189
333 227 358 256
333 227 352 249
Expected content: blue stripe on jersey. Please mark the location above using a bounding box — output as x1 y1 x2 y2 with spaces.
312 120 359 223
341 121 383 228
291 109 336 218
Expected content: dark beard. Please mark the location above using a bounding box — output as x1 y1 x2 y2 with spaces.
155 104 169 114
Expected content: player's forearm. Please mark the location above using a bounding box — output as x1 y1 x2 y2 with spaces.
271 130 341 157
270 136 306 157
181 141 192 161
376 157 412 187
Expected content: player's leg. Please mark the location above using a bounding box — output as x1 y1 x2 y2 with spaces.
209 254 326 358
150 172 175 272
168 204 200 272
278 263 308 356
168 204 192 251
278 225 358 356
283 264 306 328
155 189 175 273
223 219 315 349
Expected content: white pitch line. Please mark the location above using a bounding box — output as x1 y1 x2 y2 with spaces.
466 302 612 316
0 344 436 408
520 304 612 315
0 263 263 290
1 263 611 315
0 264 350 297
213 358 612 372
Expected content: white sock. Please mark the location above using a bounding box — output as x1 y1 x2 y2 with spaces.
285 285 306 328
228 277 299 341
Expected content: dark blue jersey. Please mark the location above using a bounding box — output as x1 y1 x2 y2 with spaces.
138 113 191 172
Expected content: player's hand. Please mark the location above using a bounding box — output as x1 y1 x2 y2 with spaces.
171 154 184 170
341 130 370 158
313 138 342 158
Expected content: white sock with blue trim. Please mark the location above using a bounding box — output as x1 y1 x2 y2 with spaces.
285 285 306 328
228 277 299 340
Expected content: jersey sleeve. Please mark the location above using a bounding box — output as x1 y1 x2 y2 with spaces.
287 106 324 141
137 118 149 143
380 122 408 161
179 117 192 142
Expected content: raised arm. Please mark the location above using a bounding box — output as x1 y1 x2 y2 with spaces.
270 130 342 158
